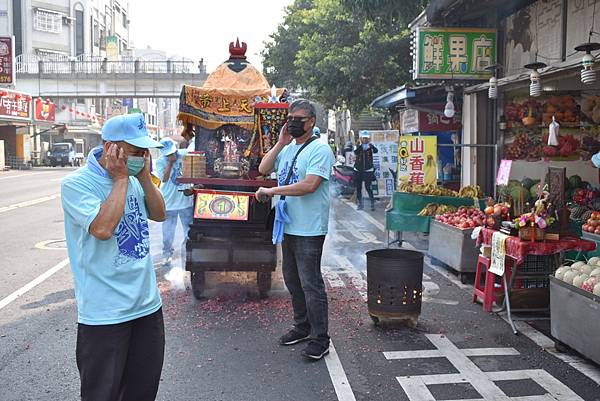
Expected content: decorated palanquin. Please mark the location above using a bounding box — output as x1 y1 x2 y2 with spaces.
177 40 290 300
178 39 289 179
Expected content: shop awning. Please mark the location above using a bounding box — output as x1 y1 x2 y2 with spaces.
370 86 415 109
370 84 451 110
425 0 536 25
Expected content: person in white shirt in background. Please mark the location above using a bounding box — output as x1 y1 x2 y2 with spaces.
156 138 194 266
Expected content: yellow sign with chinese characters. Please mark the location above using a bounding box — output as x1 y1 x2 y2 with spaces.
396 136 437 186
194 192 250 221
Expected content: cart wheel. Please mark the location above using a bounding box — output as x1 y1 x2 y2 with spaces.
554 340 569 353
257 272 272 299
190 271 205 300
460 273 470 284
370 314 380 325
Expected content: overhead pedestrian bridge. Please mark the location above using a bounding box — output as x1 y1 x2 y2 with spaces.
15 54 207 98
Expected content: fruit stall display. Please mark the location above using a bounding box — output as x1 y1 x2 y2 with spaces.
434 207 485 229
386 185 488 240
503 94 600 162
550 260 600 365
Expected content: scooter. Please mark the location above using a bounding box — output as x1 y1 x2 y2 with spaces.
332 156 355 197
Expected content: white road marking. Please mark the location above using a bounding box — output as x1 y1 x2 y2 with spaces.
0 171 56 180
391 334 584 401
34 239 67 251
0 258 70 311
501 317 600 385
424 257 470 290
325 341 357 401
0 193 61 214
341 198 385 232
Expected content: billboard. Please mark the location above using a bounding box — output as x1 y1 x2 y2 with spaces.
0 36 15 84
34 101 56 122
0 90 31 121
414 27 496 80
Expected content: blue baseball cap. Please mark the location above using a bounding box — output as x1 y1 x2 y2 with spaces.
159 138 177 157
359 130 370 138
101 113 163 148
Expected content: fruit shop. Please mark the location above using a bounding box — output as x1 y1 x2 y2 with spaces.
458 59 600 347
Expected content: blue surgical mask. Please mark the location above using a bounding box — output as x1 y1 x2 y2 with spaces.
127 156 145 176
362 143 369 150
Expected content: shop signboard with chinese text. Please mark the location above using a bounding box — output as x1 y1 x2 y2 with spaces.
34 101 56 122
0 37 15 85
370 130 399 196
414 28 496 80
397 136 437 186
401 109 419 133
0 91 32 121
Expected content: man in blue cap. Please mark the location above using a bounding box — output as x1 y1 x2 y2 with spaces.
61 113 166 401
156 138 194 266
354 130 378 211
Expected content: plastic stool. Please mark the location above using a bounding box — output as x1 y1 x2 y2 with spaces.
472 255 511 312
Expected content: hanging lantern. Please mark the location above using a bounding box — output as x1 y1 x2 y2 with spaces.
524 62 546 97
61 105 66 110
14 93 21 100
575 42 600 85
37 97 42 103
488 76 498 99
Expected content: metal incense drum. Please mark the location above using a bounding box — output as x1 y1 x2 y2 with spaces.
366 249 424 326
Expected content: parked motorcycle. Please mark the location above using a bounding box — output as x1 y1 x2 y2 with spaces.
332 156 355 197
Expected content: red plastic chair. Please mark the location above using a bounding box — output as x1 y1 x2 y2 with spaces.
472 255 512 312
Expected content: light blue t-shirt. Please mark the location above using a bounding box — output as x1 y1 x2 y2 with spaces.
275 139 335 236
156 150 193 211
61 147 162 325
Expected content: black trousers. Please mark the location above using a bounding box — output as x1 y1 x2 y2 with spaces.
76 308 165 401
354 171 374 205
282 234 330 347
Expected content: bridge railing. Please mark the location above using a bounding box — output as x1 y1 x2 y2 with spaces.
16 54 200 75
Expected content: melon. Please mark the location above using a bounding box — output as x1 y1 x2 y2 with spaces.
594 283 600 296
573 273 589 288
588 257 600 266
571 261 586 270
580 264 594 275
554 266 569 280
590 268 600 277
563 269 579 284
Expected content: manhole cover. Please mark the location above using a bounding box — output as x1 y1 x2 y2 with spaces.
35 239 67 250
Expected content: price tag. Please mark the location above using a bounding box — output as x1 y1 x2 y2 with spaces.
496 160 512 186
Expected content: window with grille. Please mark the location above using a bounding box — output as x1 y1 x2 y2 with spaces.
33 10 62 33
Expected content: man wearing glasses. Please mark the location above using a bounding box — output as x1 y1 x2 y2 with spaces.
256 99 335 361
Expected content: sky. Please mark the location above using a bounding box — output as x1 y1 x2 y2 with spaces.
128 0 294 73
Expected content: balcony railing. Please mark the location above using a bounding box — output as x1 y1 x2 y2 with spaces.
16 54 203 75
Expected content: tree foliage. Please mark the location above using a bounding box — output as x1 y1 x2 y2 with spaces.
262 0 428 113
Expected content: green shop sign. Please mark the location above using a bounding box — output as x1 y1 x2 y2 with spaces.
414 27 496 80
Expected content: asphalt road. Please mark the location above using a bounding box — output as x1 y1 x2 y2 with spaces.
1 168 599 401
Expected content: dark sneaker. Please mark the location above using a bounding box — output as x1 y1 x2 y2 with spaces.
279 329 310 346
301 341 330 360
357 204 364 210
